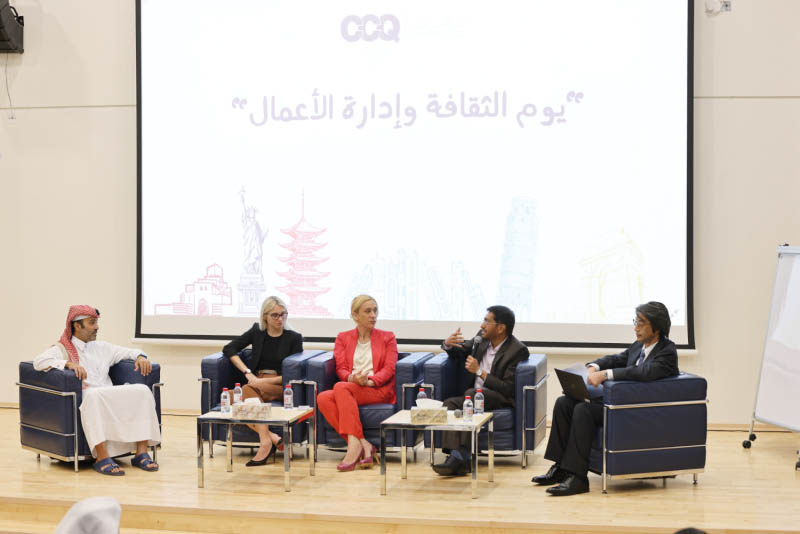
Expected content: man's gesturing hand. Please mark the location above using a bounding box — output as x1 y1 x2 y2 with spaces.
446 327 465 347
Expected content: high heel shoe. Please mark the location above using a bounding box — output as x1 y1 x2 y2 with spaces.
246 443 277 467
337 445 364 472
359 443 378 469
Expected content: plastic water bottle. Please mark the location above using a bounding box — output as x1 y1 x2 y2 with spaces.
283 384 294 409
221 388 231 414
463 395 474 422
233 383 243 404
417 388 427 401
474 388 485 415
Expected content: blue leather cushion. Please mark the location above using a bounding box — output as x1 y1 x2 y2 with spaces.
306 352 336 392
19 363 82 436
603 373 707 405
359 403 395 428
602 447 706 476
395 352 434 409
423 352 551 452
605 404 707 450
515 354 547 451
478 429 514 451
589 373 708 476
281 350 326 405
108 359 161 387
19 362 82 394
490 408 514 431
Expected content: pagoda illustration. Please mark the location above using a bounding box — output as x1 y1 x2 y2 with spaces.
276 193 332 316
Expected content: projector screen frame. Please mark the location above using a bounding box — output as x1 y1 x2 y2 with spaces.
135 0 696 350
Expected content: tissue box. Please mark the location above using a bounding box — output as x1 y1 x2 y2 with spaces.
410 407 447 424
232 402 271 420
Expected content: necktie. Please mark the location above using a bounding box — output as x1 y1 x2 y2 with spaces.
636 347 646 366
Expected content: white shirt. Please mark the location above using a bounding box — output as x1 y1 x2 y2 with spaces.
34 336 146 388
475 338 506 389
589 341 656 381
352 340 374 377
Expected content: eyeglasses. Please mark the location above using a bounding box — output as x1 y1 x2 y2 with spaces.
267 312 288 320
632 318 649 327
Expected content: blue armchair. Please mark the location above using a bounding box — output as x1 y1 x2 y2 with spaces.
588 372 708 493
422 352 547 467
307 351 435 451
199 349 325 451
17 360 163 472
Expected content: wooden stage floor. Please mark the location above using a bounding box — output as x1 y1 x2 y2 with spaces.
0 408 799 534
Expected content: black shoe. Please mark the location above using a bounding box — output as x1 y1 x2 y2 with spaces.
546 474 590 496
432 455 470 476
246 444 276 467
532 464 568 486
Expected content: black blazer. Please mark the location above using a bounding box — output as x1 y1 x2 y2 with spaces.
590 337 679 382
444 334 529 407
222 323 303 375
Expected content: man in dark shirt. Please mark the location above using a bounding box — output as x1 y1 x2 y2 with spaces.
432 305 529 476
532 301 679 496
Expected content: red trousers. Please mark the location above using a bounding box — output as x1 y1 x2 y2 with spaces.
317 381 394 440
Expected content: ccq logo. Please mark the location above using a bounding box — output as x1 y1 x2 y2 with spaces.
341 15 400 42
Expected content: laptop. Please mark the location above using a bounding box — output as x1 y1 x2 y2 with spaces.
554 364 604 402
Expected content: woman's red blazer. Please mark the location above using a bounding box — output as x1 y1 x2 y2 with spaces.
333 328 398 403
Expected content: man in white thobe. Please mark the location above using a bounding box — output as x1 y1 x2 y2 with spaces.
34 305 161 476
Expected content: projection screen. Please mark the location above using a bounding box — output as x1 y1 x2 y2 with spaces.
137 0 694 347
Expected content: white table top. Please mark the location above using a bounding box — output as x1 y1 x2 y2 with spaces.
381 410 493 430
198 406 314 425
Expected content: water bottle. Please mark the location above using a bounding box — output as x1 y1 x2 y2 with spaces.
474 388 485 415
283 384 294 409
417 388 427 401
233 383 243 404
221 388 231 414
463 395 473 422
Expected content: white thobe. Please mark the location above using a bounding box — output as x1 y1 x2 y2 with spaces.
34 337 162 458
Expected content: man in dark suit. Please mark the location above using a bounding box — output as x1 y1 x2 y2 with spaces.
532 301 679 495
432 305 529 476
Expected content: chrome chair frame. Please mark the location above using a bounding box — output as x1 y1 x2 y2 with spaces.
16 382 83 472
520 371 549 468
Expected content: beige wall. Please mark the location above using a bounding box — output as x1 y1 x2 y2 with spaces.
2 1 799 422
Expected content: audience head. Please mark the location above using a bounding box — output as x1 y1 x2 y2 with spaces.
260 296 288 332
635 301 671 343
55 497 121 534
351 294 378 333
484 305 515 340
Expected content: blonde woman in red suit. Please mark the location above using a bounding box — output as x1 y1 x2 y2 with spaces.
317 295 398 471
